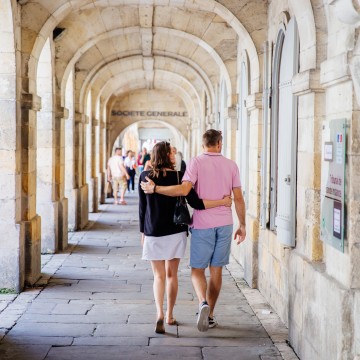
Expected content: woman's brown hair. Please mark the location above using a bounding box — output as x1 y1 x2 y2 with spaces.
148 141 174 178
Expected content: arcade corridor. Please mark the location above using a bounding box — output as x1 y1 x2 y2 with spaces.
1 0 360 359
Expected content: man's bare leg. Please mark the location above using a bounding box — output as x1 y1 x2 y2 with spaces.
207 266 222 317
191 267 207 303
191 267 210 332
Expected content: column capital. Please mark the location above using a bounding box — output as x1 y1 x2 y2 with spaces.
227 106 237 119
21 93 41 111
75 112 84 123
56 107 69 120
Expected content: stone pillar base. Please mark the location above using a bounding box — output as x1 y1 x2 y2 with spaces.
75 184 89 230
91 177 99 213
41 201 59 254
59 197 68 251
22 215 41 286
0 224 22 291
231 214 259 289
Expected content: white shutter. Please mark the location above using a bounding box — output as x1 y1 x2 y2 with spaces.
275 18 299 246
260 42 271 229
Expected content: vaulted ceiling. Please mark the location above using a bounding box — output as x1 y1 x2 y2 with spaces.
21 0 267 132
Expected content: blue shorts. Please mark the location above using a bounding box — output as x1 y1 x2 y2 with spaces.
190 225 233 268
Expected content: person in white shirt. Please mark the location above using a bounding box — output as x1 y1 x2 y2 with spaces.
124 150 137 192
107 147 130 205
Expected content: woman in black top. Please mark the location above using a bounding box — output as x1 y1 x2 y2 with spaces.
139 141 231 334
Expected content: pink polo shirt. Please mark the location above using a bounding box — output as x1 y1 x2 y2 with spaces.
182 152 241 229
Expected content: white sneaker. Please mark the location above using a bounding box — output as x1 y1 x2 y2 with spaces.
197 301 210 332
208 315 218 328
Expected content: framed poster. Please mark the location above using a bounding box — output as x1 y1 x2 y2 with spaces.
320 119 347 252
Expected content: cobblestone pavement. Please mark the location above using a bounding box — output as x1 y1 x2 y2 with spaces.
0 193 299 360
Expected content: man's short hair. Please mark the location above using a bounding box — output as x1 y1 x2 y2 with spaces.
115 147 122 152
202 129 222 147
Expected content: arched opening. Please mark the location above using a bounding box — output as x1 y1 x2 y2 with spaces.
64 70 76 231
36 38 57 253
270 18 299 246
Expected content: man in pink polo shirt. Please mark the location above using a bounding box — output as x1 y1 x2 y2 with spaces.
141 129 246 332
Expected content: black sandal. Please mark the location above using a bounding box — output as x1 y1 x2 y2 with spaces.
155 319 165 334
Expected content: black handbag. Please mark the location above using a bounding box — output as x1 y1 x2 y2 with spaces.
173 172 191 225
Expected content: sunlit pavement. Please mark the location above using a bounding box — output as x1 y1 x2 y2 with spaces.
0 192 298 360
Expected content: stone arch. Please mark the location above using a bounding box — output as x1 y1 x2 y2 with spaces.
99 70 202 121
270 2 317 71
109 119 187 160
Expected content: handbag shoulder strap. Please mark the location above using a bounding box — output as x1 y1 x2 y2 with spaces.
176 171 180 201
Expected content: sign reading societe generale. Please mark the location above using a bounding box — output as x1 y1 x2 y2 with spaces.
111 110 188 117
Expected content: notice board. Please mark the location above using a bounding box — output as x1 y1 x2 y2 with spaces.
320 119 347 252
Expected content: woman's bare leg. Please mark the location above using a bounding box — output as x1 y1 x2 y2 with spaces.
165 258 180 322
150 260 166 321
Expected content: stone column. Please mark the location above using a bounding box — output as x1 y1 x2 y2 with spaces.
206 113 216 130
74 112 88 230
55 106 69 251
20 93 42 286
186 123 192 159
292 69 324 261
99 120 106 204
233 92 262 289
0 89 22 291
227 106 238 160
90 118 99 213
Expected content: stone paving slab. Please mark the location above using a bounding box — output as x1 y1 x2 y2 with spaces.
0 199 298 360
18 314 128 324
150 336 275 348
72 336 149 346
46 345 202 360
7 323 95 337
1 336 73 345
0 344 51 360
202 346 280 360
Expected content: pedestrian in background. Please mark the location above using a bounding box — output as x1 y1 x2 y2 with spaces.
107 147 130 205
124 150 136 193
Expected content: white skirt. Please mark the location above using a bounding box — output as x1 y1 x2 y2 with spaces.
142 232 187 261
